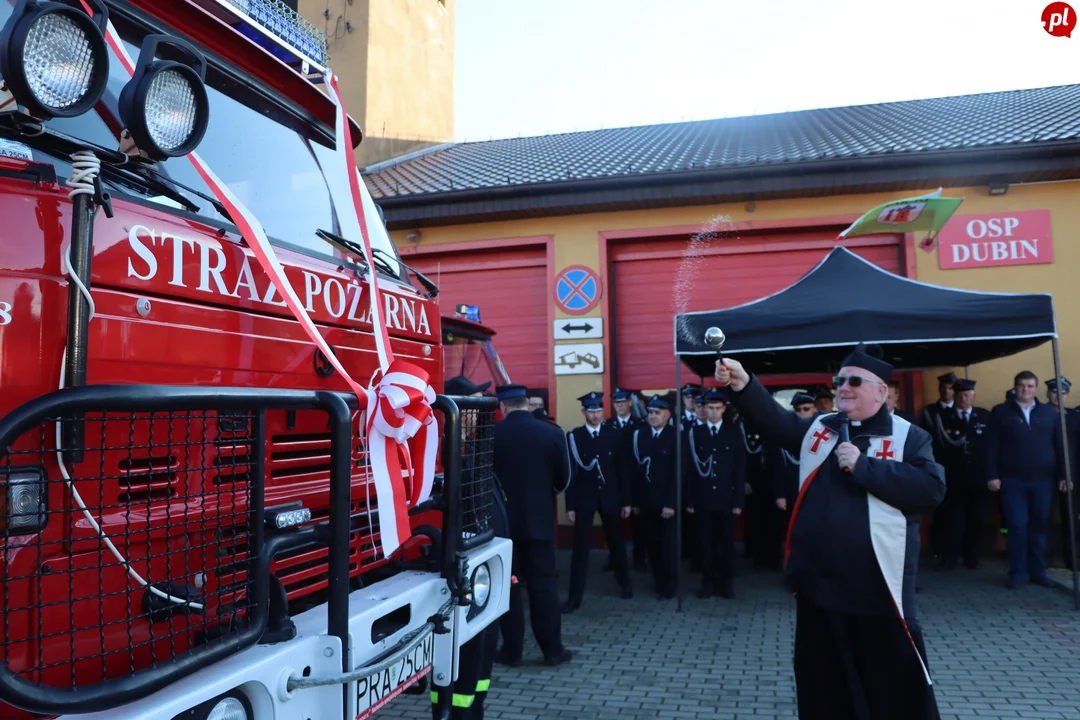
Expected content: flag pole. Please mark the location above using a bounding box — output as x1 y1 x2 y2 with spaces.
1052 338 1079 610
675 356 683 612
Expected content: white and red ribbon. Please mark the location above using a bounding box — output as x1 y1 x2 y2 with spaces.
99 18 437 558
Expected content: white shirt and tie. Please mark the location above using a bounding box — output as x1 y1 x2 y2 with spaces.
707 420 723 437
587 424 601 439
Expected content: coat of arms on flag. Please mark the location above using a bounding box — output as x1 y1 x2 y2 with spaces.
838 188 965 253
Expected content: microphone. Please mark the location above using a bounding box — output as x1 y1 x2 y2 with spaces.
836 412 851 473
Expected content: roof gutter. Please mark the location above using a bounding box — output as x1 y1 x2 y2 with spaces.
374 140 1080 228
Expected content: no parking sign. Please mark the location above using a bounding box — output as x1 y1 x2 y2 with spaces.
554 265 602 315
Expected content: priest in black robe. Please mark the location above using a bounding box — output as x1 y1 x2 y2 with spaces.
715 345 945 720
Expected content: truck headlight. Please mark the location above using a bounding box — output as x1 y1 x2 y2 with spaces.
0 0 112 119
119 34 209 160
471 563 491 609
206 697 247 720
0 468 46 534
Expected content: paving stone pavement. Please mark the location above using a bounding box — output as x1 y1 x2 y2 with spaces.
377 551 1080 720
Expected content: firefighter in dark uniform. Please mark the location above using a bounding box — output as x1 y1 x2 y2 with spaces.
435 376 510 719
681 393 705 571
814 389 834 414
685 390 746 598
739 413 771 568
492 384 572 667
680 383 701 426
771 393 818 563
563 392 633 612
1047 377 1080 569
633 395 679 599
607 387 648 572
924 372 957 558
935 379 990 571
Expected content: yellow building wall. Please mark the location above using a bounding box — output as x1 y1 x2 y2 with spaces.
389 180 1080 428
298 0 455 167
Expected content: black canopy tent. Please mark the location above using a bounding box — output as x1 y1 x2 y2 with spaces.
674 247 1056 376
666 246 1077 610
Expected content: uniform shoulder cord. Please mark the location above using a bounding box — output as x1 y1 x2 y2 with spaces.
739 420 763 455
934 412 968 448
568 429 606 485
687 425 713 477
781 448 800 466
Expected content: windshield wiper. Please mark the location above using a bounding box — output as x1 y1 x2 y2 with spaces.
124 159 235 225
371 247 439 298
315 228 401 279
99 164 202 214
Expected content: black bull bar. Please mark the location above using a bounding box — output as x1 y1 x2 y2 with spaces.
0 383 493 716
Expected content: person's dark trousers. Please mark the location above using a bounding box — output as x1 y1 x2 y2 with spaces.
941 489 986 569
934 484 961 568
793 599 940 720
697 509 736 595
1059 485 1080 569
432 626 484 719
1001 476 1055 583
467 624 499 719
498 540 565 661
644 510 677 597
630 512 649 571
567 509 630 607
682 510 700 570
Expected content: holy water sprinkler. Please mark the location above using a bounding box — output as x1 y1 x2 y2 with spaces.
704 326 726 361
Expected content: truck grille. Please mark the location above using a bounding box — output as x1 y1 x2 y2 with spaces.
458 404 497 545
0 410 258 696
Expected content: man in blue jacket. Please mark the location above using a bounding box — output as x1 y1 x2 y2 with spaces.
716 344 944 720
987 371 1066 588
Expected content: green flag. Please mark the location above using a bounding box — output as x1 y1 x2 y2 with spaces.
837 189 964 249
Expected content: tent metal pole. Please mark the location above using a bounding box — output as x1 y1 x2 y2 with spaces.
675 357 683 612
1052 338 1080 610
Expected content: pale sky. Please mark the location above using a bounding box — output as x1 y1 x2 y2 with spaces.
453 0 1080 142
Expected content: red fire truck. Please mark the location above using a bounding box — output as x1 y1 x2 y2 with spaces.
0 1 511 718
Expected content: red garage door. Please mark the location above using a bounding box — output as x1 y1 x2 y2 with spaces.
611 231 902 390
410 247 549 391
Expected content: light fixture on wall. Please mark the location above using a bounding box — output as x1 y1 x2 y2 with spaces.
987 182 1009 196
406 229 422 244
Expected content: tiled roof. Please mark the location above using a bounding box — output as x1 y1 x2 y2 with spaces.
362 85 1080 199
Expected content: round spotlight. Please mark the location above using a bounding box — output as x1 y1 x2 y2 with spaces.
0 0 111 119
471 563 491 610
119 34 209 161
206 697 248 720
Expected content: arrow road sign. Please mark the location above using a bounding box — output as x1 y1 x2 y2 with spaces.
553 317 603 340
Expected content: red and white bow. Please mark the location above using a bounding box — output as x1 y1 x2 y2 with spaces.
363 360 440 552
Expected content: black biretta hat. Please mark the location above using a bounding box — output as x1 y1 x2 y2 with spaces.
839 343 893 383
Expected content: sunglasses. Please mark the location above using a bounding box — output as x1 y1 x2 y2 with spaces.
832 374 881 388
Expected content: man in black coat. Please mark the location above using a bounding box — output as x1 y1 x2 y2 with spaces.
564 392 633 612
435 376 508 720
1046 377 1080 570
924 372 958 559
491 384 572 667
987 371 1066 589
934 379 991 571
680 393 705 571
771 393 818 563
685 389 747 598
716 345 945 720
633 395 679 600
607 387 648 573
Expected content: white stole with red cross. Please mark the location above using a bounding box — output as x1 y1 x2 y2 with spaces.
794 413 932 685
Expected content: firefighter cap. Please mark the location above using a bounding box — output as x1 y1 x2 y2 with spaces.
1046 377 1072 394
611 387 633 401
953 379 976 393
578 392 604 410
495 384 528 401
791 393 816 407
647 395 672 411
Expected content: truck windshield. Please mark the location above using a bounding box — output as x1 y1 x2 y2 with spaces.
0 2 404 276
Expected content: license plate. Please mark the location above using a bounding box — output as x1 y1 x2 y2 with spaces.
355 631 435 720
